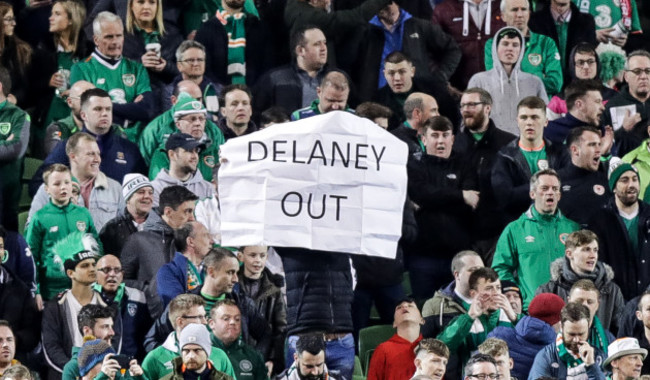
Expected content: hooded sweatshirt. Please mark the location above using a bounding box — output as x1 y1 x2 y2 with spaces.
468 27 548 136
151 169 214 207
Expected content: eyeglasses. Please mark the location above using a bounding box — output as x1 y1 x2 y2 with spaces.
460 102 485 109
627 68 650 76
180 58 205 64
468 374 500 380
575 59 596 67
181 115 206 123
97 267 124 274
181 314 207 321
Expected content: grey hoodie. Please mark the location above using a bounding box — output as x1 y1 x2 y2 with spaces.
151 169 214 207
468 27 548 136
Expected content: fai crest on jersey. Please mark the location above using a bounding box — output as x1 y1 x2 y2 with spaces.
76 221 87 231
528 54 542 66
0 122 10 136
204 155 215 168
537 159 549 170
122 74 135 87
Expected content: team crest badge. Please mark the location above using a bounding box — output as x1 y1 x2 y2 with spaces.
239 360 253 372
0 122 10 136
528 54 542 66
537 160 549 170
593 185 605 195
122 74 135 87
559 233 569 244
192 101 202 110
127 303 137 317
204 155 215 168
76 221 87 231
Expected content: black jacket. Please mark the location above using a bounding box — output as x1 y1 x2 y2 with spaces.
372 76 460 131
353 16 461 101
392 124 421 159
603 85 650 157
0 266 39 360
143 283 269 353
557 163 611 226
99 208 143 256
239 267 287 363
587 199 650 300
453 120 516 240
529 1 597 79
217 118 259 142
253 62 329 120
407 152 477 258
121 210 176 319
491 138 570 222
194 15 269 87
277 247 354 336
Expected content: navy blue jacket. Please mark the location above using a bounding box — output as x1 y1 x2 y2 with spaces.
489 316 556 380
2 230 36 294
545 112 598 146
156 252 195 309
29 126 147 196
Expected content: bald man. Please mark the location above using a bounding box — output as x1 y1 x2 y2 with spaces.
94 254 152 359
291 71 354 120
44 80 95 155
392 92 439 158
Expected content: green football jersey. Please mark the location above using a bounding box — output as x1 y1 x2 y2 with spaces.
573 0 641 32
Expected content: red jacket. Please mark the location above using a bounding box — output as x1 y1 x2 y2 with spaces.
432 0 505 90
367 333 423 380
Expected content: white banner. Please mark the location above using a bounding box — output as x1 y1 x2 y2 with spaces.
218 111 408 258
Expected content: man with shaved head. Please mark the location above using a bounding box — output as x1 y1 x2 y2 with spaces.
291 71 353 120
139 80 225 166
44 80 95 155
392 92 439 158
94 254 151 360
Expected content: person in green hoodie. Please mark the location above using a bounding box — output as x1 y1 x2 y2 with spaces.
25 163 99 302
141 294 236 380
208 300 267 380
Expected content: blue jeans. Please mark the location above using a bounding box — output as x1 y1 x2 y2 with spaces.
285 333 355 380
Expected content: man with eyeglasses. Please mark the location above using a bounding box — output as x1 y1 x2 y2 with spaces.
453 88 516 259
151 132 214 207
93 254 151 361
149 93 224 183
44 81 95 156
162 40 223 113
140 81 224 167
529 302 606 380
604 50 650 157
463 353 500 380
141 294 236 380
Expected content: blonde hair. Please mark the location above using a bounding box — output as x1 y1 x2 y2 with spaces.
125 0 165 35
52 0 86 53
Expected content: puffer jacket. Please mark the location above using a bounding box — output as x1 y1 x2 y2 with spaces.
121 210 176 319
489 316 557 380
277 247 354 335
536 257 624 333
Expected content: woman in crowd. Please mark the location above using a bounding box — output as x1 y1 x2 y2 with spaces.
0 2 33 108
123 0 182 114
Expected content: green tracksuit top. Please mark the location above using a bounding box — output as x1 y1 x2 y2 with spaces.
492 206 579 309
210 334 268 380
25 200 99 300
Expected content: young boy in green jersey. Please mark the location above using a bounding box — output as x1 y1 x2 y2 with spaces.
25 163 99 304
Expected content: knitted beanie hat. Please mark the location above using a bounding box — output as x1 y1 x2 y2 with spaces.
54 232 100 272
78 336 115 376
121 173 152 201
173 92 206 121
608 157 639 191
179 323 212 356
528 293 565 326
